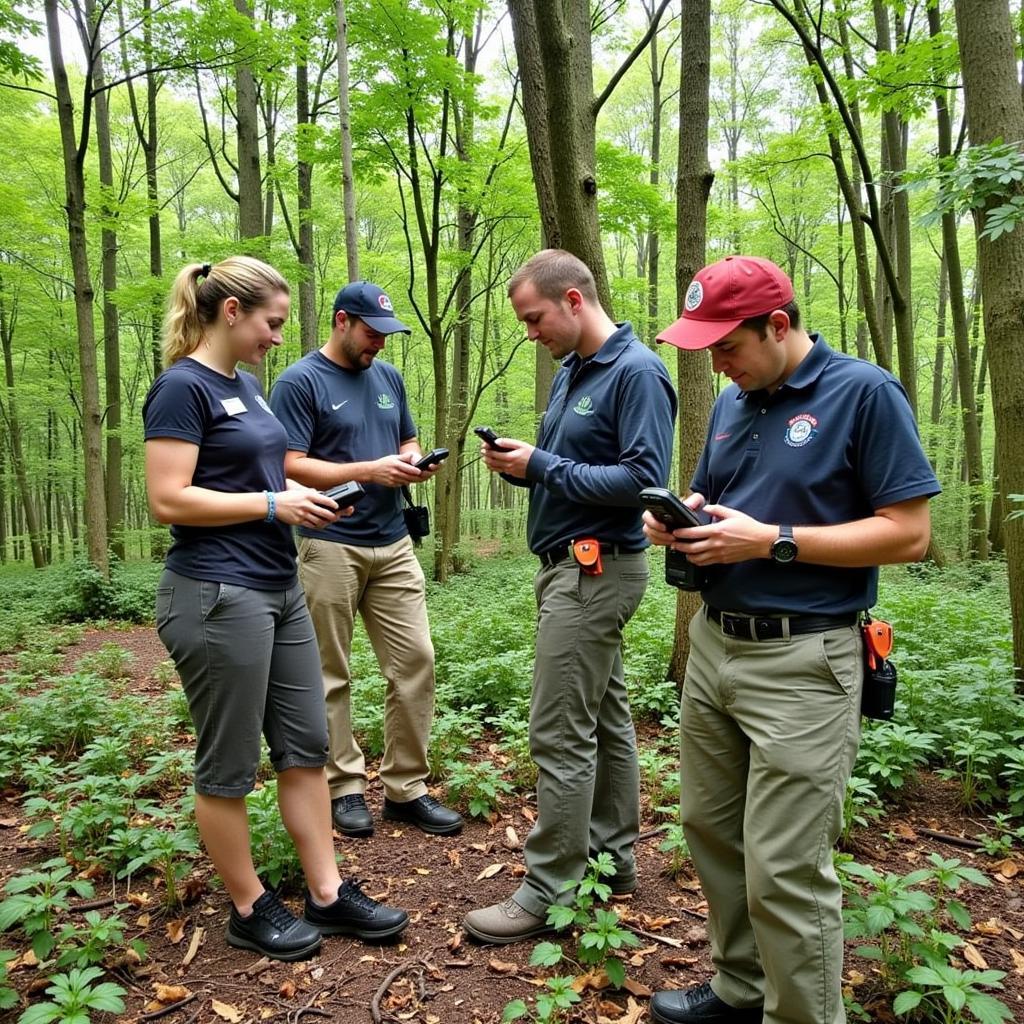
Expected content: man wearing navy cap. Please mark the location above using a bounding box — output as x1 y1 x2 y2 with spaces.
271 282 463 839
645 256 939 1024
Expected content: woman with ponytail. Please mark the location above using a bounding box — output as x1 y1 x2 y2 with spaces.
143 257 408 961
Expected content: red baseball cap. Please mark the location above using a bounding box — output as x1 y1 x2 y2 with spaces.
656 256 795 350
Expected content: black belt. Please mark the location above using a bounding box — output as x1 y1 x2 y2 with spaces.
706 605 858 641
537 543 645 568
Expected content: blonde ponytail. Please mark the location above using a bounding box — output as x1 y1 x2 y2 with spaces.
161 257 290 366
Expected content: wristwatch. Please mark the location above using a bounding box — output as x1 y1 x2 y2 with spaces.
770 525 798 564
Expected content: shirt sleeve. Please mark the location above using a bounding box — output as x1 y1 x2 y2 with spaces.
396 370 417 443
269 374 316 454
142 370 207 444
688 402 719 498
525 367 677 505
853 380 941 508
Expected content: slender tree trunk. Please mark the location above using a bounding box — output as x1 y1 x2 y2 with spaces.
296 51 317 353
668 0 714 684
336 0 359 280
45 0 108 575
955 0 1024 684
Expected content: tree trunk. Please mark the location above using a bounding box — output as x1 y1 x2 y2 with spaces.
336 0 359 280
954 0 1024 685
295 49 317 354
45 0 108 576
88 0 124 560
668 0 714 684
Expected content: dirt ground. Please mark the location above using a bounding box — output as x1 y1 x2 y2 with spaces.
1 626 1022 1024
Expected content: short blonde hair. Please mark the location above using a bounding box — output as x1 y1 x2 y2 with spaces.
507 249 599 305
162 257 290 366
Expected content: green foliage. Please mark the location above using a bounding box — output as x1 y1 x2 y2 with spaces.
246 782 303 892
17 966 126 1024
444 758 513 818
55 910 145 969
0 859 95 960
50 558 160 625
73 644 134 683
894 964 1011 1024
0 949 18 1011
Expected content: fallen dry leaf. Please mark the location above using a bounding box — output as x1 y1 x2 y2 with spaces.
182 926 205 966
504 826 521 849
892 822 916 839
623 977 653 997
598 996 645 1024
9 950 39 971
963 942 989 970
153 984 191 1004
846 969 867 986
278 980 297 999
572 968 610 992
1010 948 1024 975
165 918 187 944
211 998 243 1022
661 954 698 968
596 999 625 1020
994 858 1019 879
0 817 17 827
487 959 520 975
127 892 152 907
448 932 463 952
137 912 151 928
974 919 1003 936
414 867 431 875
476 862 505 881
447 849 462 869
521 806 536 824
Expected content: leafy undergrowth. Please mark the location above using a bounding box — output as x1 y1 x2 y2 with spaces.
0 555 1020 1023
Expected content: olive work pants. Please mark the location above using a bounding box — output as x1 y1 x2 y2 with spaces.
297 535 434 803
681 607 863 1024
514 553 649 917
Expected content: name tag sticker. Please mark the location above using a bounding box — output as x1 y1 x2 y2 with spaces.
221 397 248 415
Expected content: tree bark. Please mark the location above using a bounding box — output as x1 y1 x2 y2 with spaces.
336 0 359 281
45 0 108 575
668 0 714 684
954 0 1024 684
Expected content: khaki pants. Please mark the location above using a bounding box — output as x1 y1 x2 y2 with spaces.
514 554 649 917
681 607 862 1024
297 536 434 802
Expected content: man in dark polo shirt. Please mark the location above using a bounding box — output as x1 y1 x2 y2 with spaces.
645 256 940 1024
463 249 677 943
270 282 462 839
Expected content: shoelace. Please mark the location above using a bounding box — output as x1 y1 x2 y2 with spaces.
417 794 442 811
338 878 380 912
252 890 298 930
340 794 367 810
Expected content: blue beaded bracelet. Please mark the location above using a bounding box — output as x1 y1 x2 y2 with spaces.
264 490 276 523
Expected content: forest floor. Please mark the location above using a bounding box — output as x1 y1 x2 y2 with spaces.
1 625 1023 1024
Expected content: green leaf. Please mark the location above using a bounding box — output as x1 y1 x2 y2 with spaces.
529 942 563 967
604 956 625 989
501 1000 528 1022
943 985 967 1012
892 990 922 1015
18 1004 62 1024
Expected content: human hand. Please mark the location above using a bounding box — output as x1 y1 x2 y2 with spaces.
370 453 422 487
480 437 534 478
660 501 775 565
273 486 341 528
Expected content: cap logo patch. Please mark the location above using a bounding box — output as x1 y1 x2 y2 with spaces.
784 413 818 448
378 293 394 311
684 280 703 312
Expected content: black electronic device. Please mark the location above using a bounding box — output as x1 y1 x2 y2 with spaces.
415 447 450 470
638 486 708 592
324 481 365 506
473 425 511 452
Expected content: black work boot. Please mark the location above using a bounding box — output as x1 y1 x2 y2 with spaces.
303 879 409 941
226 889 322 962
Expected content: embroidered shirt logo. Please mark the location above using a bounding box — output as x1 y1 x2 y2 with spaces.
254 395 273 415
376 392 395 410
684 280 704 312
572 395 595 417
784 413 818 448
331 400 349 411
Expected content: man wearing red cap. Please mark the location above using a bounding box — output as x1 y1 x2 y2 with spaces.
646 256 940 1024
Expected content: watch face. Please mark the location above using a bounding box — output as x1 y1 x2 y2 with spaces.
772 539 798 563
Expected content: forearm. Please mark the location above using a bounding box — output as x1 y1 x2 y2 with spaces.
527 450 650 505
791 514 930 567
284 453 379 489
149 486 271 527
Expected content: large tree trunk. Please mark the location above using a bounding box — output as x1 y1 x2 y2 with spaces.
88 0 124 560
45 0 108 575
954 0 1024 685
668 0 714 684
336 0 359 281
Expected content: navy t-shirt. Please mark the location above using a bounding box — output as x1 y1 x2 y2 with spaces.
142 358 297 589
691 335 940 615
270 351 416 546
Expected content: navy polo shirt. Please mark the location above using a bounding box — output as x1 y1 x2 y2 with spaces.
691 335 939 616
142 358 297 589
270 351 416 546
523 322 677 554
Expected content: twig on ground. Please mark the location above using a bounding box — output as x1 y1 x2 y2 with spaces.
69 896 117 912
370 959 433 1024
138 993 198 1021
919 828 984 850
622 923 685 948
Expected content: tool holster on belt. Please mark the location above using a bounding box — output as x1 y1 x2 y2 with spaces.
861 615 897 720
572 538 603 576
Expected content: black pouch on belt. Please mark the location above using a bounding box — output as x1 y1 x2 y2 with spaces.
861 617 897 721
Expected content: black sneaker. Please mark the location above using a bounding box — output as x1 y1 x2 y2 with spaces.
332 793 374 837
382 794 464 835
226 889 322 962
304 878 409 941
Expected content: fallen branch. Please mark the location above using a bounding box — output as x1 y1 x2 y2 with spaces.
370 959 432 1024
138 994 198 1021
637 824 670 842
69 897 117 913
622 923 685 948
919 828 984 850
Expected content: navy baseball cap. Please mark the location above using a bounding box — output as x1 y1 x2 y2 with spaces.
332 281 412 335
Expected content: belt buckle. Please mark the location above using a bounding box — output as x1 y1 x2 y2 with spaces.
720 612 750 640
